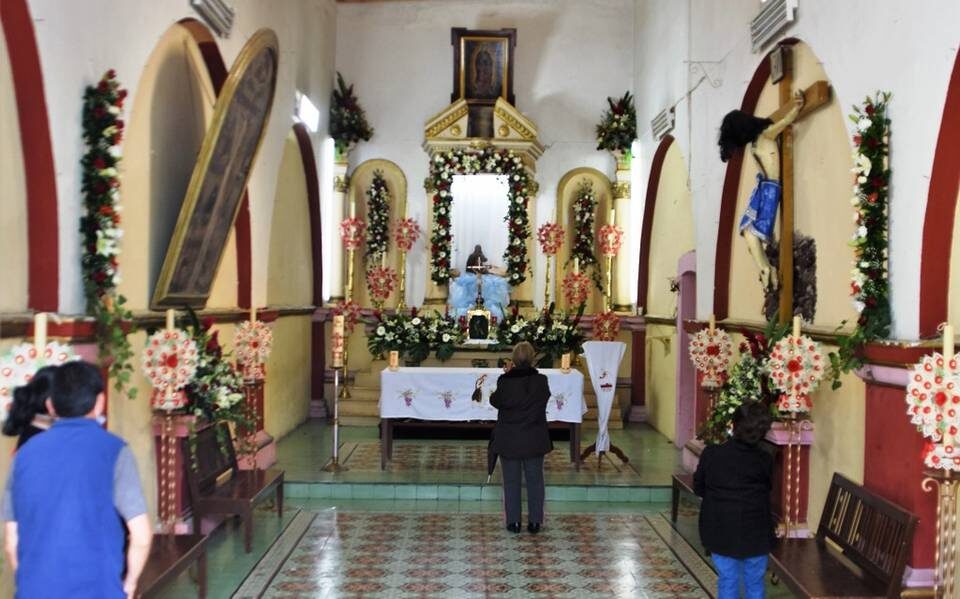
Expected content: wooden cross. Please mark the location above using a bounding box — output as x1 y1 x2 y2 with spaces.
766 46 831 324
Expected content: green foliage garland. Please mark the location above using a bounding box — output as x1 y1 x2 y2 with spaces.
364 170 391 263
79 70 136 399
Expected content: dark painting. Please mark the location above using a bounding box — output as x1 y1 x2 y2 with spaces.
153 29 278 308
451 28 516 106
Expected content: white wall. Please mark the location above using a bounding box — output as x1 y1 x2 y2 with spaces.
336 0 635 306
633 0 960 339
26 0 337 314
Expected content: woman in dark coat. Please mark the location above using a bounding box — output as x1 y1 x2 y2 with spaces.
490 341 552 533
2 365 57 449
693 400 774 599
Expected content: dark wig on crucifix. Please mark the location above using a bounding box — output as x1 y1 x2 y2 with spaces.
718 110 773 162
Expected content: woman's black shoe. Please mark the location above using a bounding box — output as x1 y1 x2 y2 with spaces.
506 522 522 533
527 522 541 534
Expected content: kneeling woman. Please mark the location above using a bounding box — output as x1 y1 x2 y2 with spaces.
490 342 552 533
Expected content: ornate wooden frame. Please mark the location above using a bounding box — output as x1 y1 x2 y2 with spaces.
450 28 516 106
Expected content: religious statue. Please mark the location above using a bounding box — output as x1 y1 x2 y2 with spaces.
449 244 510 320
719 91 805 290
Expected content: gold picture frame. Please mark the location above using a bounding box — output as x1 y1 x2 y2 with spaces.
451 28 516 106
152 28 279 308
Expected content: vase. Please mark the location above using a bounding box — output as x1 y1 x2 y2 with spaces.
611 149 631 171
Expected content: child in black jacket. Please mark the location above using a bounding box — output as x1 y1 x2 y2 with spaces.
694 400 774 599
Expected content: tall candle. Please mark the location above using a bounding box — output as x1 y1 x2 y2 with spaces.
944 324 955 364
34 312 47 352
709 314 716 333
381 253 387 268
610 208 616 224
250 305 257 322
332 315 345 368
574 258 580 274
349 198 356 219
792 316 801 339
166 309 175 331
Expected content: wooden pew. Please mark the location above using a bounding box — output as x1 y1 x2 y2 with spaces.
769 473 917 599
184 422 284 553
137 534 207 598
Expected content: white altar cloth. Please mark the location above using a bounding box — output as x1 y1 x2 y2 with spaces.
380 367 586 423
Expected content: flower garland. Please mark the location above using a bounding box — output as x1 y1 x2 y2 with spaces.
80 70 137 399
768 333 826 414
567 180 601 289
394 217 421 252
329 72 374 155
598 223 624 257
561 271 591 308
364 170 391 263
595 91 637 153
592 311 621 341
0 343 79 421
689 327 734 389
537 222 565 255
429 148 532 285
234 320 273 381
339 217 367 250
366 265 398 309
906 353 960 472
828 91 892 388
142 329 198 411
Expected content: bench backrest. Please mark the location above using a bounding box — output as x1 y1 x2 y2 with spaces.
183 422 238 497
817 473 918 596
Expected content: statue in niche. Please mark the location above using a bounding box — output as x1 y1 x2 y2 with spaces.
718 91 804 290
449 244 510 320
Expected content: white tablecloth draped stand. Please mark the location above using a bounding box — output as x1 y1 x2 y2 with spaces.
581 340 628 464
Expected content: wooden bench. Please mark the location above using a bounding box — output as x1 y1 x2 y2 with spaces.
671 472 696 523
184 422 284 553
769 473 918 599
137 534 207 598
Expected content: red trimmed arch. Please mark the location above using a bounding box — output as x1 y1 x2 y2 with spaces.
919 49 960 338
636 134 675 307
713 38 800 319
1 0 59 310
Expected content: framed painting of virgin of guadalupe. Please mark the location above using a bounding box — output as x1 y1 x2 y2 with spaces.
451 28 516 106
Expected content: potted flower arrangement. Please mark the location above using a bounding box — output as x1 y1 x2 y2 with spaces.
427 313 466 362
496 305 532 348
530 304 585 368
595 91 637 157
329 72 374 157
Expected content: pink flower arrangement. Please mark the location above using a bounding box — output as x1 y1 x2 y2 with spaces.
339 217 367 250
768 334 825 414
366 266 398 307
536 222 565 255
561 271 591 307
333 300 362 335
592 311 620 341
598 223 624 257
394 217 421 252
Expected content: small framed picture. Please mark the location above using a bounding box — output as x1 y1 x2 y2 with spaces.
769 45 789 84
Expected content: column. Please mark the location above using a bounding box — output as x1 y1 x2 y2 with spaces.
611 151 632 312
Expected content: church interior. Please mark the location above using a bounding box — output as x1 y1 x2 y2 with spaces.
2 0 960 597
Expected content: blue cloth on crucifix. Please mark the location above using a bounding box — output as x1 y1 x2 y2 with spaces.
739 174 781 243
449 273 509 320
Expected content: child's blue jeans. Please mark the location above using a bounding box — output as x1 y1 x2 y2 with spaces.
712 553 768 599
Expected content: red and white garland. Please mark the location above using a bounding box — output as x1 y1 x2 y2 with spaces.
906 353 960 472
537 222 565 256
689 328 734 389
235 320 273 381
364 170 391 262
593 311 621 341
561 271 591 307
568 180 599 279
339 217 367 251
768 334 826 413
598 223 624 257
366 265 398 308
394 217 421 252
0 343 79 421
141 329 199 411
429 148 532 285
333 299 362 335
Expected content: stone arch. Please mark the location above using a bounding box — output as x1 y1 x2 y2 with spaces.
554 167 613 314
348 159 408 309
921 48 960 336
714 39 854 327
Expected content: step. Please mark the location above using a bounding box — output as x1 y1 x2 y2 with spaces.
339 397 625 423
338 415 623 430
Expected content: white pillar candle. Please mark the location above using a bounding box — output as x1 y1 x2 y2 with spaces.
792 316 801 339
944 324 955 364
34 312 47 352
610 208 616 224
349 198 356 219
166 309 175 331
709 314 716 333
250 305 257 322
574 258 580 274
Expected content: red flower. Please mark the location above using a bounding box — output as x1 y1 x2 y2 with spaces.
787 358 802 373
936 391 948 406
93 271 107 283
865 104 875 116
115 119 124 130
206 330 221 355
97 80 109 92
106 69 117 79
93 181 107 194
853 134 862 145
117 89 127 100
201 316 216 331
93 157 107 170
706 344 720 356
867 192 879 204
112 133 123 145
165 354 178 368
93 105 106 119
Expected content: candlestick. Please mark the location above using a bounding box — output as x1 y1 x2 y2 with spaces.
944 324 955 364
709 314 716 333
332 315 345 368
250 305 257 322
34 312 47 352
792 316 801 339
574 257 580 275
165 309 175 331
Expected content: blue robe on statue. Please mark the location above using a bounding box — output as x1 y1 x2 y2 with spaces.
449 273 509 320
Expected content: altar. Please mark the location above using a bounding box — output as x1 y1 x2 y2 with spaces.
379 367 586 469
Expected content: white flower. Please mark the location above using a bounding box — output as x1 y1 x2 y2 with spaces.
511 325 520 333
442 333 451 343
857 175 867 184
377 326 386 335
857 117 872 132
850 196 861 207
853 300 866 313
857 225 868 238
412 317 421 325
852 212 860 222
854 153 872 176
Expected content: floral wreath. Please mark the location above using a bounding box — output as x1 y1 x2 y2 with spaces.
235 320 273 381
333 300 362 335
561 271 591 307
689 328 733 389
366 265 398 308
906 353 960 472
0 342 79 421
429 148 532 285
394 217 421 252
339 217 367 251
598 223 624 257
593 311 620 341
537 222 565 255
768 334 826 413
364 170 391 262
567 180 601 289
80 69 137 399
141 329 199 411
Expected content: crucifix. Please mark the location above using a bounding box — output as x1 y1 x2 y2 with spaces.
720 44 831 324
766 46 831 323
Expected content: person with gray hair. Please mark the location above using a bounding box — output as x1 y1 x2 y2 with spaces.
490 341 552 533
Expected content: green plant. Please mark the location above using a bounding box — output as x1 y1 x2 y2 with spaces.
329 72 373 155
595 91 637 153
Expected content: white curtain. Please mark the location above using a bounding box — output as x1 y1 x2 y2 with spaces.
450 174 510 270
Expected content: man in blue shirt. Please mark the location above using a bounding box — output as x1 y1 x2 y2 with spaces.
2 361 152 598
